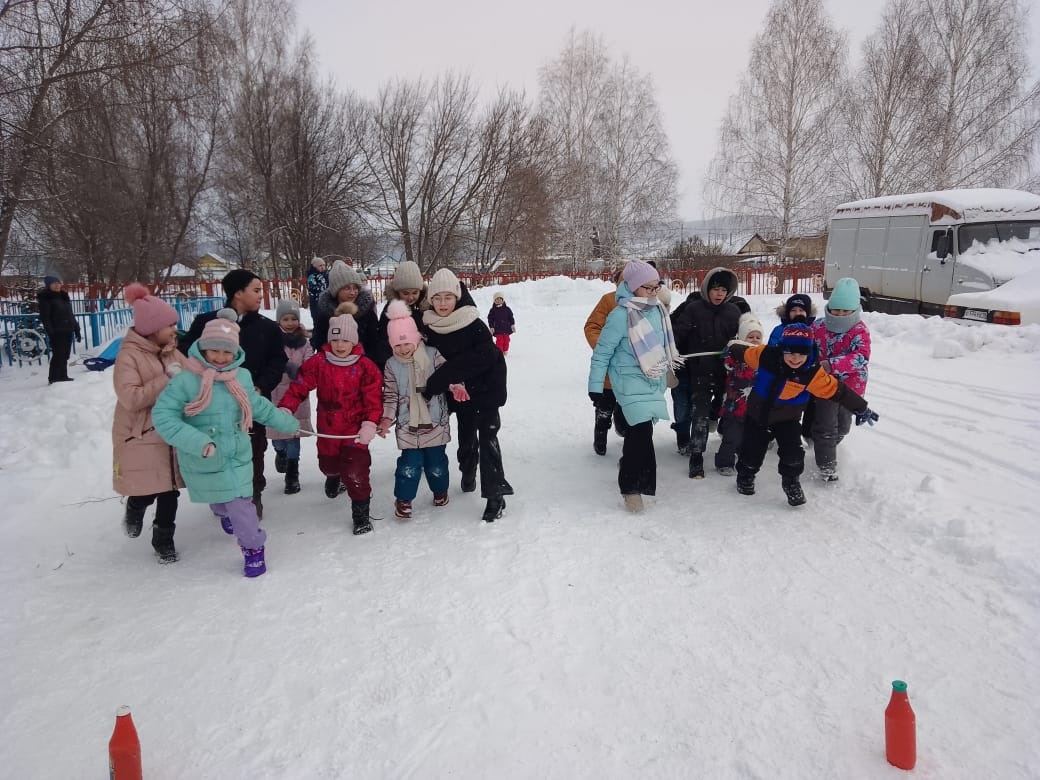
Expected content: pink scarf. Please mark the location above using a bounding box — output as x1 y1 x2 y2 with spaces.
183 357 253 432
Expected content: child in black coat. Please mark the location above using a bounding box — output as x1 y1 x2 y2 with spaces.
421 269 513 522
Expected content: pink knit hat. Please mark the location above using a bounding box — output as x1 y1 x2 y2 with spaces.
124 283 178 336
328 302 359 343
386 299 420 347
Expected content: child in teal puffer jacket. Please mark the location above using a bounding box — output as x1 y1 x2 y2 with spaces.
153 309 299 577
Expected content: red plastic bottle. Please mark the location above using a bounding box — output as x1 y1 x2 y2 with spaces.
109 705 142 780
885 680 916 770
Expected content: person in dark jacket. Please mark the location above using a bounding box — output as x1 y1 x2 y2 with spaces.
179 269 287 518
372 260 426 371
487 291 516 354
671 267 742 478
306 257 328 309
727 323 878 506
421 269 513 523
37 275 81 384
311 261 379 358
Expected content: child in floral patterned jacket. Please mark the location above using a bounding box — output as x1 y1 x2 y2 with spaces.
811 277 871 482
716 313 764 476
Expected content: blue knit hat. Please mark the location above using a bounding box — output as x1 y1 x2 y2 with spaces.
44 275 61 287
828 278 861 311
779 323 815 355
784 293 812 321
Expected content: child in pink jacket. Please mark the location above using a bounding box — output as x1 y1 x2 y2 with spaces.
811 277 871 481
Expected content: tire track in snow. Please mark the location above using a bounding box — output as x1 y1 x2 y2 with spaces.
872 359 1040 409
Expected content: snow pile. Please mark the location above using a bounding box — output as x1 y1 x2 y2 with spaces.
1 282 1037 777
955 235 1040 284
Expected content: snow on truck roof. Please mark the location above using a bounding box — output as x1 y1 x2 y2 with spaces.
832 188 1040 223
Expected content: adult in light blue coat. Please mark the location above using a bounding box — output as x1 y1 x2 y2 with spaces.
588 261 679 512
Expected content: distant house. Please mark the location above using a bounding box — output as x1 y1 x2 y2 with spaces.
195 253 231 280
163 263 197 280
735 233 826 261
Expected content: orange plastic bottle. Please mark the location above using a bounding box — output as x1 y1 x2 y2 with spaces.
109 705 142 780
885 680 916 770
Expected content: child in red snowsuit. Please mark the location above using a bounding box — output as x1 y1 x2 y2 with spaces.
279 302 383 535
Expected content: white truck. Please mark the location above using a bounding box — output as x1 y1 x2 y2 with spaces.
823 188 1040 325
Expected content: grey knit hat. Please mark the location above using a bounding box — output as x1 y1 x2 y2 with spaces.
275 299 300 321
391 261 424 292
327 260 365 296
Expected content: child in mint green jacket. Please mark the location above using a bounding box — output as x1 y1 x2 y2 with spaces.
153 310 298 577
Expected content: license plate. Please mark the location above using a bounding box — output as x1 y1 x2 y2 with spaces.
963 308 988 322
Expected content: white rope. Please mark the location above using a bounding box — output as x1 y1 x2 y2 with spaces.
298 430 359 440
676 349 725 360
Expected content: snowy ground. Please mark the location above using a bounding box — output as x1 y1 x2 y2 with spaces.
1 277 1038 778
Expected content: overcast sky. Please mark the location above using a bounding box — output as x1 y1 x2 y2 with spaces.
294 0 1040 220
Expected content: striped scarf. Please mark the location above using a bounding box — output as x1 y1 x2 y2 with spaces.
620 296 682 379
183 357 253 432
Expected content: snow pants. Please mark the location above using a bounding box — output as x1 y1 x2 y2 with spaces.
737 418 804 481
394 445 450 501
811 398 852 472
210 496 266 550
318 445 372 502
456 406 514 499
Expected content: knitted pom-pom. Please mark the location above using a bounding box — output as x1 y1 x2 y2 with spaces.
216 307 239 322
387 299 411 321
124 282 152 305
334 301 358 316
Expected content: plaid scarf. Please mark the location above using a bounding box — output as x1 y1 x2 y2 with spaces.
620 296 682 379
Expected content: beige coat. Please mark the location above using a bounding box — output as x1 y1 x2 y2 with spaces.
111 328 188 496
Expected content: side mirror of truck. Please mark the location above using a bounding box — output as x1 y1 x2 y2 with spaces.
935 231 951 263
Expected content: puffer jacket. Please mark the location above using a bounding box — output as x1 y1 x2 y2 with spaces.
268 328 314 441
37 287 80 337
311 287 380 356
383 346 450 449
588 282 669 426
422 305 507 410
180 309 287 397
584 288 619 390
729 343 867 427
671 267 741 387
111 328 189 496
278 344 383 459
813 318 870 395
153 344 299 504
720 353 755 420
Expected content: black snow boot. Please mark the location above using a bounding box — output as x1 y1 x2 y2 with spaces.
688 452 705 480
460 471 477 493
123 500 147 538
782 478 806 507
151 524 179 564
284 459 301 495
274 449 287 474
351 500 374 535
482 496 506 523
325 475 341 499
593 408 612 456
736 467 756 496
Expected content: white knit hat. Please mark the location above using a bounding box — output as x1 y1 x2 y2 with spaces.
427 268 461 299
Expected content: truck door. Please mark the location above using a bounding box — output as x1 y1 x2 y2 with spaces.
918 228 957 314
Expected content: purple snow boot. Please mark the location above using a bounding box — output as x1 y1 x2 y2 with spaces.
241 546 266 577
218 515 234 535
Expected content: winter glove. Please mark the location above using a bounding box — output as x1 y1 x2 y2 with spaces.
165 362 183 378
202 443 216 458
357 420 378 446
855 407 879 427
449 383 470 402
286 362 300 380
377 417 394 437
75 332 82 343
589 391 605 406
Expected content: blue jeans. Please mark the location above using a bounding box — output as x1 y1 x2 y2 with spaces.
394 445 450 501
271 438 300 460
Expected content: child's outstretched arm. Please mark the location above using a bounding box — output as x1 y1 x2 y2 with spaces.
278 353 320 414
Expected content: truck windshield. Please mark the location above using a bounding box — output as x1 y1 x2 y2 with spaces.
958 221 1040 253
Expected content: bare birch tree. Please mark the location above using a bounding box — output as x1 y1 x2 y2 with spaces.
703 0 846 256
537 29 677 267
917 0 1040 188
837 0 936 197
